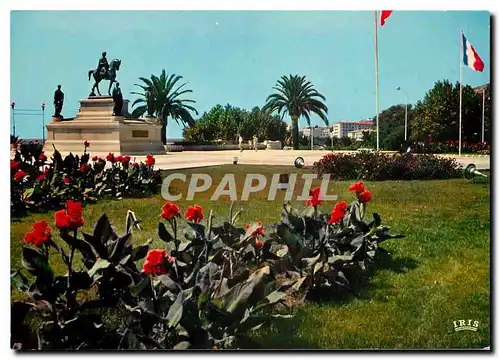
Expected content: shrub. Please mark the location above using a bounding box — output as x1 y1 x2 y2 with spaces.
11 202 287 350
11 183 405 350
411 140 490 155
313 152 463 181
10 141 162 218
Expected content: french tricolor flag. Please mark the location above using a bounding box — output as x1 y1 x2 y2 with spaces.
462 33 484 72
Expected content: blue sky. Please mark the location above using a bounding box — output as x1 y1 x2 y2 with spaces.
10 10 490 140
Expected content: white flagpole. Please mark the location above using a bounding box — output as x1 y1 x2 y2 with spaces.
374 11 380 151
459 31 463 156
482 87 485 143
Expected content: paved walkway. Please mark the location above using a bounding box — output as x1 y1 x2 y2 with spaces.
135 150 491 171
17 149 490 171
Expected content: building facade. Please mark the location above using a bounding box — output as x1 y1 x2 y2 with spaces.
300 120 374 139
347 129 376 141
331 120 373 138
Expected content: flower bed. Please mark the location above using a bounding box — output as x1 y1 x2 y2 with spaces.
411 139 490 155
313 152 463 181
10 141 162 218
11 180 404 350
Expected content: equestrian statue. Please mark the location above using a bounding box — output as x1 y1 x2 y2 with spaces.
88 52 121 97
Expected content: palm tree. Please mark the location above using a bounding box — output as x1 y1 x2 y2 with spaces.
131 69 198 145
263 74 328 150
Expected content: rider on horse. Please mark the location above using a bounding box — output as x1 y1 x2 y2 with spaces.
98 52 109 79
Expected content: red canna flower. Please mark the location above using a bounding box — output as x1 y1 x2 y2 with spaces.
79 163 89 172
35 168 47 181
24 220 52 247
145 154 155 166
132 162 139 168
122 155 131 164
55 209 70 229
185 204 204 223
160 201 180 220
55 201 84 230
348 181 365 194
143 249 173 275
14 169 27 181
63 176 71 185
92 156 98 162
328 200 348 225
115 155 123 163
359 191 372 203
11 160 21 171
245 221 265 237
255 239 263 247
84 140 90 148
39 153 47 162
305 186 322 207
106 153 115 163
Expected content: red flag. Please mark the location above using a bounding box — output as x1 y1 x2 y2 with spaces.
380 10 393 27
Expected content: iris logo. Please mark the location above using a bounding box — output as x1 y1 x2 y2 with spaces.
453 319 479 332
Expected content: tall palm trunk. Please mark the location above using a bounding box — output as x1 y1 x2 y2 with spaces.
161 122 167 145
160 112 168 146
291 115 299 150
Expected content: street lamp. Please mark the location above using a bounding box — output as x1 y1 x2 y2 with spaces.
41 103 46 144
11 102 16 137
396 86 409 142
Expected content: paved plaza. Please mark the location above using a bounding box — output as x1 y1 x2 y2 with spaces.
29 149 490 171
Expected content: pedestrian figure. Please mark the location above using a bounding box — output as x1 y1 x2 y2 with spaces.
238 134 244 152
253 135 258 152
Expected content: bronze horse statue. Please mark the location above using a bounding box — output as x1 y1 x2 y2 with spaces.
88 58 121 96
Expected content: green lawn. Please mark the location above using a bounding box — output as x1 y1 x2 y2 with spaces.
10 165 490 349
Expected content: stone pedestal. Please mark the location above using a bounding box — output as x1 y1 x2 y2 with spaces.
44 97 165 155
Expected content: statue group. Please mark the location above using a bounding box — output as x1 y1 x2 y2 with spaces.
88 51 122 97
53 52 124 119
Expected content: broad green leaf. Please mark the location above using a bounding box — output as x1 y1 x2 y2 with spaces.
87 258 111 277
166 291 184 329
11 270 29 292
158 222 174 242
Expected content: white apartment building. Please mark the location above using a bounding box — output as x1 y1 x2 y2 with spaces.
299 120 374 139
331 120 374 138
347 129 376 141
300 126 332 139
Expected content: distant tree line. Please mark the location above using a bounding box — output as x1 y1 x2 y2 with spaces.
183 104 288 143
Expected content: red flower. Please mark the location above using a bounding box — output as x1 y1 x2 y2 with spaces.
245 221 265 237
145 154 155 166
35 168 49 183
84 140 90 148
122 155 131 164
132 162 139 168
63 176 71 185
255 240 263 247
305 186 322 207
14 169 27 181
115 155 123 162
359 191 372 203
55 201 84 230
185 204 204 223
92 156 98 162
328 200 348 225
106 153 115 163
39 153 47 162
24 220 52 247
10 160 21 171
160 201 180 220
143 249 172 275
348 181 365 194
79 163 89 172
55 209 70 228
